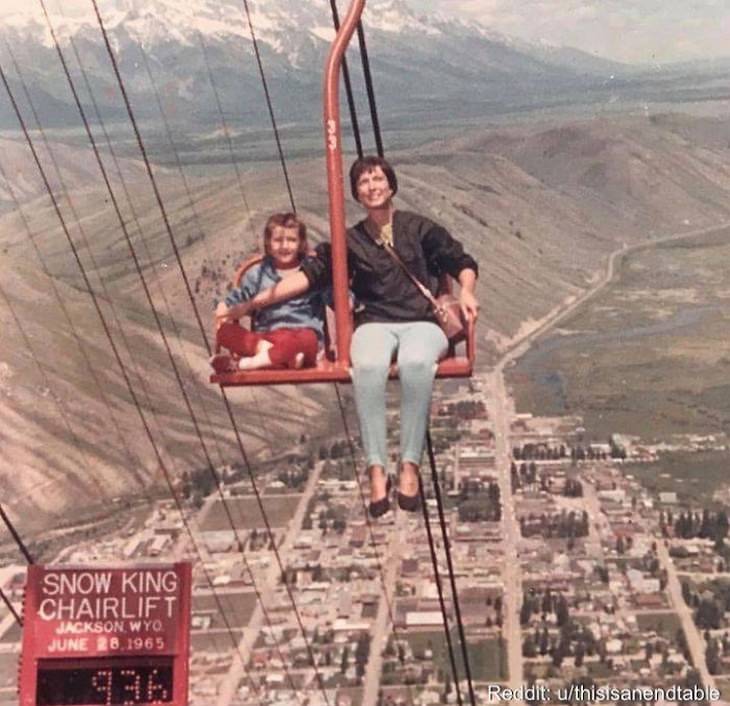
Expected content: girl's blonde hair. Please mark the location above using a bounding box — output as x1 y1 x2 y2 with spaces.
263 212 308 257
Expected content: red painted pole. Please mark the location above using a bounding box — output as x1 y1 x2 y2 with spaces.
324 0 366 369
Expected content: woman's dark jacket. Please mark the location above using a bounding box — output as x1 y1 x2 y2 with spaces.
300 211 478 327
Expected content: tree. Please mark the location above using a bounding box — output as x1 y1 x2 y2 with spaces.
556 595 569 627
520 601 533 626
523 636 537 658
355 634 370 668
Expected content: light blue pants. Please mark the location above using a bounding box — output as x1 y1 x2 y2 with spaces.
350 321 448 469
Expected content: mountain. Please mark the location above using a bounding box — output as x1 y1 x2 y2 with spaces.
2 113 730 528
0 0 634 135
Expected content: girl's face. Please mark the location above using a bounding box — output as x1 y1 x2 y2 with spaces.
268 225 302 268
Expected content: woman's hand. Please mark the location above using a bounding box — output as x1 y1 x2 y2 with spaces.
459 289 479 322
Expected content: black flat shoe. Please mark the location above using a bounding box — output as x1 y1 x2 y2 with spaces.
396 490 421 513
368 476 392 518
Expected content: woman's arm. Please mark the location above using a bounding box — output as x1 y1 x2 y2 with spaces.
215 270 310 325
458 267 479 321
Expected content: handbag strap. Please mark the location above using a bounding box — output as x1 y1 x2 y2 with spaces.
376 235 440 308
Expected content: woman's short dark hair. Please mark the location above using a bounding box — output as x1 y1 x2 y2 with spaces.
263 212 308 257
349 155 398 201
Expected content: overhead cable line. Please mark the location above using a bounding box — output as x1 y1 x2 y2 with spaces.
0 151 145 489
2 53 261 694
0 279 97 494
418 475 465 706
426 432 477 706
332 388 396 624
36 6 298 695
3 39 161 490
239 0 296 211
355 20 384 157
87 4 330 700
0 586 22 627
328 0 364 159
64 33 228 468
0 503 34 565
2 36 258 693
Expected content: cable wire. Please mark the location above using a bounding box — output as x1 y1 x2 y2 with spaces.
0 586 22 627
328 0 364 159
239 0 296 211
0 503 34 565
64 32 228 468
0 149 145 490
3 38 159 490
418 473 465 706
0 279 97 495
355 20 384 157
426 431 477 705
37 6 299 696
194 29 259 245
3 29 260 695
87 4 329 699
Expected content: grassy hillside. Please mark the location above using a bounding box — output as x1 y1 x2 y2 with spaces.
2 112 730 528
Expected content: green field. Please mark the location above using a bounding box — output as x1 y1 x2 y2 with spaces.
635 612 681 639
508 230 730 442
190 630 243 653
193 590 258 627
625 451 730 507
404 631 507 682
200 495 301 530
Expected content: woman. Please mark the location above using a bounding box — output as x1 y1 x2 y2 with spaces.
217 156 478 516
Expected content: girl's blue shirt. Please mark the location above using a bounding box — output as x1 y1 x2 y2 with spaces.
223 256 325 340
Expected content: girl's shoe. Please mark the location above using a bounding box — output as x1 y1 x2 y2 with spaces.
368 476 392 519
210 353 236 374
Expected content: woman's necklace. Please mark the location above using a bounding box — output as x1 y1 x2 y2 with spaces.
365 219 394 248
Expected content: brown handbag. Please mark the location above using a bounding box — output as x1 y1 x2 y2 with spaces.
378 239 467 342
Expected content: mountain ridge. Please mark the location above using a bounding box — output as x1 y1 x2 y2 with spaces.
0 0 634 133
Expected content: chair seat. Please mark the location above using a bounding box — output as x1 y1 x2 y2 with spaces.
210 356 473 387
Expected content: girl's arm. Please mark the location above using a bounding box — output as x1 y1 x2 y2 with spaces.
216 270 310 324
215 267 262 325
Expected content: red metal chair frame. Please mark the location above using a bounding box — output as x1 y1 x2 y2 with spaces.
211 0 474 387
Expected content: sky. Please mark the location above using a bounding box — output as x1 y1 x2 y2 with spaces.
421 0 730 64
0 0 728 65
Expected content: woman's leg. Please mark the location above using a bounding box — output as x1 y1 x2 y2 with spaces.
350 323 399 469
396 322 449 467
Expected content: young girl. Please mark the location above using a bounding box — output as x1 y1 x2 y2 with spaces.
211 213 323 372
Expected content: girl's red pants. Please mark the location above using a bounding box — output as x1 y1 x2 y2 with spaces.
217 323 318 369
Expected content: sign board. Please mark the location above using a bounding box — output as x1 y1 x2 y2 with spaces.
19 563 191 706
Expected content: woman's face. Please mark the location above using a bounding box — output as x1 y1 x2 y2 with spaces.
268 225 302 267
356 166 393 210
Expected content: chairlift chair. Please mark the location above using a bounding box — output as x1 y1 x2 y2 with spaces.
210 0 475 387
